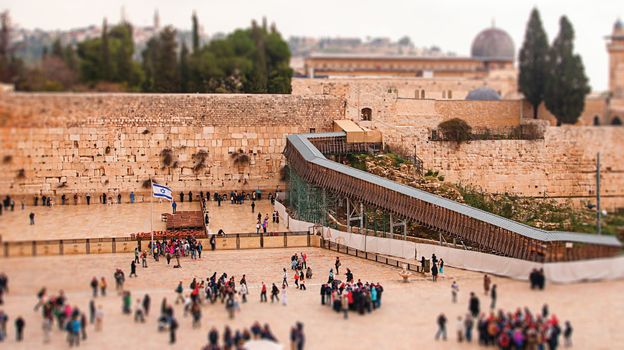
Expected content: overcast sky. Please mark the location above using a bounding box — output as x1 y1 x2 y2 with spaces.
4 0 621 90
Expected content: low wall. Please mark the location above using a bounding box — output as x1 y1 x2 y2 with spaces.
1 231 316 258
277 203 624 283
322 228 624 283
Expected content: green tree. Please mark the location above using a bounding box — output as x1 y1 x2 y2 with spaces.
519 8 550 118
141 36 159 91
51 38 64 58
179 42 190 92
192 11 200 53
150 26 179 92
100 18 112 81
247 20 268 93
544 16 590 125
0 10 23 84
77 22 142 89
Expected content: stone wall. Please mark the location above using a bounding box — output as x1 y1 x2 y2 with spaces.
382 126 624 209
292 77 521 129
0 93 345 199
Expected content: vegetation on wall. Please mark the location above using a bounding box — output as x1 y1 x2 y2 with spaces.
344 151 624 238
437 118 472 142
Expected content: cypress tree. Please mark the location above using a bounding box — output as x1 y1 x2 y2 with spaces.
51 38 64 58
153 26 179 92
248 20 268 93
100 18 112 81
544 16 590 125
192 11 200 53
179 42 190 92
518 8 549 118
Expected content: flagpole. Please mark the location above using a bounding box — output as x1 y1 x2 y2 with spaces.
150 179 154 252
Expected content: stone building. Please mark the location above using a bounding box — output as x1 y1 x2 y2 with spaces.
304 25 515 81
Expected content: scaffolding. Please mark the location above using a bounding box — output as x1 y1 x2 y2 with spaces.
287 167 336 226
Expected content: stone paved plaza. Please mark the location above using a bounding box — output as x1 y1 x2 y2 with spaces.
0 247 623 349
0 199 287 241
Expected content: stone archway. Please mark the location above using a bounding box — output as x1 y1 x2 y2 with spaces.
593 116 601 126
612 116 622 126
361 107 372 121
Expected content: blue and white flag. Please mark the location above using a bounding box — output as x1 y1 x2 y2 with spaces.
152 183 173 201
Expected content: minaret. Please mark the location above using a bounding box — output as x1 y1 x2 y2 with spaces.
154 9 161 31
120 6 127 23
606 18 624 97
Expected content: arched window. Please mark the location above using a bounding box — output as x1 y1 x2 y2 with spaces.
361 108 372 121
448 90 452 99
612 116 622 126
593 116 600 126
420 90 426 99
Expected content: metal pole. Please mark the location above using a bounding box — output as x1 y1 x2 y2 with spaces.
150 179 154 250
346 198 350 233
596 152 601 235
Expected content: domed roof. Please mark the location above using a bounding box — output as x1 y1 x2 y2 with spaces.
615 18 623 30
471 27 515 61
465 87 501 101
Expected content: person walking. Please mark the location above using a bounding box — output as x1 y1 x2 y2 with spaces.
100 277 107 297
282 268 289 287
435 313 447 341
251 201 255 213
129 260 137 278
464 313 474 343
260 282 267 303
90 277 98 297
169 316 178 344
451 280 459 303
143 294 151 316
469 292 480 318
490 284 497 309
335 257 341 275
281 285 288 306
456 316 464 342
431 262 439 282
270 283 280 303
239 282 248 303
564 321 573 347
42 315 52 343
439 258 445 274
29 212 35 225
15 316 25 342
95 306 103 332
483 275 491 296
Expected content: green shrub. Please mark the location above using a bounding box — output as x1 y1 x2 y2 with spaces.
438 118 472 142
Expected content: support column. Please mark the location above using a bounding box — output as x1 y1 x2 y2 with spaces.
389 213 407 240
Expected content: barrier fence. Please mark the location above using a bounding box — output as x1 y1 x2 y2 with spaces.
1 231 316 258
320 238 430 274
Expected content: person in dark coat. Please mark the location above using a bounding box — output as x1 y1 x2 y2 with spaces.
469 292 480 318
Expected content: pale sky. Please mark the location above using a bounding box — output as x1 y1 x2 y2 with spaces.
4 0 621 91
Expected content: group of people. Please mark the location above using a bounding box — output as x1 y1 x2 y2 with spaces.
32 287 100 346
322 278 384 318
198 321 304 350
146 236 206 267
439 305 572 349
423 254 445 282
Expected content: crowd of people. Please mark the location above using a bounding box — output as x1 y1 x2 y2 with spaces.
438 305 572 349
197 322 304 350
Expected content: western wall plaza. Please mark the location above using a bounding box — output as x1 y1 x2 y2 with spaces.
0 2 623 349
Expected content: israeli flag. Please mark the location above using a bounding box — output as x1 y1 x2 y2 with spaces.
152 183 173 201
